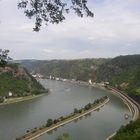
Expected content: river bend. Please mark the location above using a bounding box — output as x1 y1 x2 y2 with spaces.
0 79 131 140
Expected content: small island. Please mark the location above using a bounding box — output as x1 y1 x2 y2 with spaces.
16 96 109 140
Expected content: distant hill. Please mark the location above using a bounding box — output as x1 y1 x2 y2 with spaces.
97 55 140 81
19 55 140 103
97 55 140 102
19 58 109 81
0 64 46 98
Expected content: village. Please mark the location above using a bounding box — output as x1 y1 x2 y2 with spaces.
32 73 110 87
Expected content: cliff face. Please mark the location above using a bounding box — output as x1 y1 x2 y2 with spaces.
0 64 45 97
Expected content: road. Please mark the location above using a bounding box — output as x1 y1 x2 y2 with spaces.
105 86 140 140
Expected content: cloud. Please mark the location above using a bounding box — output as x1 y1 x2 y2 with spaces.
43 49 54 53
0 0 140 59
61 49 69 53
80 50 91 54
126 43 132 47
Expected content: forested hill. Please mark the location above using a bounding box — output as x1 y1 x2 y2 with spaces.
0 64 46 98
97 54 140 82
97 55 140 102
19 58 108 81
19 54 140 102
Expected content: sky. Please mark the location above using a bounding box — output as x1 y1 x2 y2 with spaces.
0 0 140 60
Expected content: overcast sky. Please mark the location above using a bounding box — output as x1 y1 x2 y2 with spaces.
0 0 140 60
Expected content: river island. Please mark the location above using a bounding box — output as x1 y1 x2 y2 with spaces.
15 96 109 140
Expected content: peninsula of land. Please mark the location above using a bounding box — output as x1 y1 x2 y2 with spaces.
16 96 109 140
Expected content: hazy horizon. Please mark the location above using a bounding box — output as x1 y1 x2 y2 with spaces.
12 54 139 61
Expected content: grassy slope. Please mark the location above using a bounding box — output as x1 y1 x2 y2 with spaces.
0 72 29 96
0 64 45 97
110 68 140 102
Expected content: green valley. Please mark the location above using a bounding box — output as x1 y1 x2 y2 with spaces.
20 55 140 103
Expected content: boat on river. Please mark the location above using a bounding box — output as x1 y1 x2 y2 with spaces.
124 114 129 119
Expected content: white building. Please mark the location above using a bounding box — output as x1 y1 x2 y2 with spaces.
8 91 13 97
49 75 52 79
32 74 37 78
89 79 92 85
56 77 60 81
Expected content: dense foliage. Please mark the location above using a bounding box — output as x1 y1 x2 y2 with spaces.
97 55 140 103
18 0 93 31
110 68 140 102
0 64 45 98
110 119 140 140
0 49 11 67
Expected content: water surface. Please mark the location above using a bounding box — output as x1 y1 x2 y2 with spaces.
0 79 131 140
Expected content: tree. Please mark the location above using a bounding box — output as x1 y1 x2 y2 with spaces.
0 49 11 67
53 119 59 124
18 0 94 31
46 118 53 127
74 108 78 113
84 103 91 110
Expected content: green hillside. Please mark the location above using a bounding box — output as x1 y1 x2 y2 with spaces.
20 58 108 81
97 55 140 81
0 64 46 99
19 55 140 103
111 119 140 140
97 55 140 103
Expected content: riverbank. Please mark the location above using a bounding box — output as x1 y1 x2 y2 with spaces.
39 79 140 140
16 96 110 140
67 79 140 120
44 79 140 118
105 86 140 140
0 93 47 106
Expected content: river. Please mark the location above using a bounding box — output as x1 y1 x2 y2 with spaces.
0 79 131 140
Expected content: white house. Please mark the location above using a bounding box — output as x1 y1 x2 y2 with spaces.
56 77 60 81
89 79 92 85
8 91 13 97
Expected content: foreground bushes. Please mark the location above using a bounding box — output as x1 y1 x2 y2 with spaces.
110 119 140 140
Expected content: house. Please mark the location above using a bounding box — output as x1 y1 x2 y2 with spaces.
89 79 92 85
8 91 13 97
